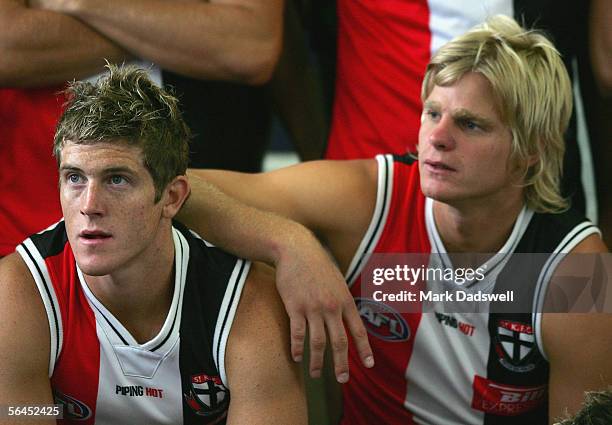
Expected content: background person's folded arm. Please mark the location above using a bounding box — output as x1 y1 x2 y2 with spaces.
590 0 612 96
29 0 284 84
0 0 128 87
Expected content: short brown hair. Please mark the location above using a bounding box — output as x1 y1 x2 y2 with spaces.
54 64 191 201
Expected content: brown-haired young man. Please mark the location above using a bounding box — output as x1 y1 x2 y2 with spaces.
0 66 306 424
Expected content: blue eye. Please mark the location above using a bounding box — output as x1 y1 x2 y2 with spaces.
68 174 82 184
425 110 440 120
109 175 126 185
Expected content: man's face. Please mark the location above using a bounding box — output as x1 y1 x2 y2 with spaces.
59 141 166 276
417 72 523 206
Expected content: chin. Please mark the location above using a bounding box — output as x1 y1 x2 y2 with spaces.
74 254 116 277
421 181 449 200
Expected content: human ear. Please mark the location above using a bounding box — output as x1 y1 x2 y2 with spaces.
161 176 190 219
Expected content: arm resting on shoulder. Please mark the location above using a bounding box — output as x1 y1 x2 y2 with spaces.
0 254 54 424
179 160 378 381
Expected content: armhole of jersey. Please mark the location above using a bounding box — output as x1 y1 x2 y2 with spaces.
16 240 63 378
188 229 214 247
212 259 251 388
345 154 394 287
532 222 600 361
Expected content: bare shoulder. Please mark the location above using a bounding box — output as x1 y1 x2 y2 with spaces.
0 253 52 404
542 233 609 335
225 262 306 425
542 233 612 417
0 252 42 307
226 262 291 369
569 232 608 253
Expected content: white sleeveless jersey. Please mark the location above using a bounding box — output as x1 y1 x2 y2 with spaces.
342 154 599 425
17 221 249 425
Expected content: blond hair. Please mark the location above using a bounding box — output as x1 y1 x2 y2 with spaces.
422 15 572 213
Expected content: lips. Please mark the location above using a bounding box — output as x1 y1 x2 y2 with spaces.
79 229 112 240
423 159 456 172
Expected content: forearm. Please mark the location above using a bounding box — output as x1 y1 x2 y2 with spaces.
57 0 283 84
180 176 314 267
0 1 129 87
590 0 612 96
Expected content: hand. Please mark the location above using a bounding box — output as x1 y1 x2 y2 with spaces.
274 232 374 383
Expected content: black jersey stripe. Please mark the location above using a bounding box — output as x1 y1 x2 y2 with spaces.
532 221 599 318
346 155 392 285
19 242 61 369
90 301 129 346
152 230 186 352
214 259 249 377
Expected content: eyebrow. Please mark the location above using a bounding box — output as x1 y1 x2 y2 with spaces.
59 165 82 173
59 165 137 175
452 109 495 129
424 101 495 129
423 100 440 110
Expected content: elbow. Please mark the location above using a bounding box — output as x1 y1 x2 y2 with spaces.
0 52 21 87
242 54 278 86
594 65 612 98
231 37 283 86
0 39 16 85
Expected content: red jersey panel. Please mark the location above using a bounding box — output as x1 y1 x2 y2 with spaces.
341 154 598 425
326 1 513 159
0 87 66 256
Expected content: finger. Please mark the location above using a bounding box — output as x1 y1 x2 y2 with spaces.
289 313 307 362
307 314 326 378
344 305 374 369
324 311 350 383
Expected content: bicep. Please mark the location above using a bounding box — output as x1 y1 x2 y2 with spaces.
0 254 53 408
541 235 611 420
224 262 307 425
189 159 377 240
543 313 612 421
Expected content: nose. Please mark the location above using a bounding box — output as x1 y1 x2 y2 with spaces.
427 116 456 151
80 181 105 217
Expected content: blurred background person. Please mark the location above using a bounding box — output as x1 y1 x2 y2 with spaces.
0 0 284 257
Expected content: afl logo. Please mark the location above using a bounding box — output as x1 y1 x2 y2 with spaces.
54 390 92 420
356 298 410 342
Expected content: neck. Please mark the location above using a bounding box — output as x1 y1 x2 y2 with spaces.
84 227 176 343
432 193 524 254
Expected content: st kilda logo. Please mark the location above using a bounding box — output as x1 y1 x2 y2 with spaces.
494 319 540 373
184 373 229 422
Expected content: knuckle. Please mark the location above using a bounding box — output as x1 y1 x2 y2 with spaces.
310 338 326 351
292 328 306 339
352 326 368 339
323 299 340 313
332 337 349 352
